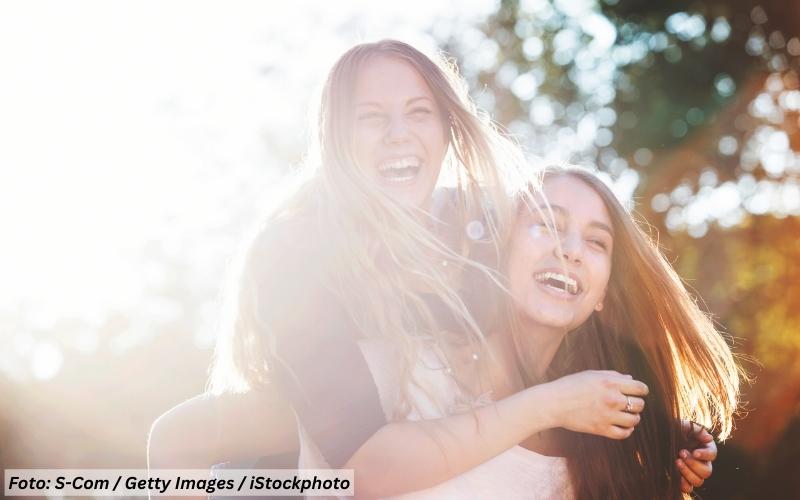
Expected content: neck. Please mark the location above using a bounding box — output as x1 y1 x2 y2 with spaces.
515 317 569 383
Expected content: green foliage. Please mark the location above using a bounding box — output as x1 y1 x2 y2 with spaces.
441 0 800 467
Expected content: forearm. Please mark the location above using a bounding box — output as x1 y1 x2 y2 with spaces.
148 390 298 469
345 383 558 499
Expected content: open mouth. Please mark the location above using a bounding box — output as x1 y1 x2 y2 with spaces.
377 156 421 183
533 271 582 296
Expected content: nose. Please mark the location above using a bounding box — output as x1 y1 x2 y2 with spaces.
554 231 583 263
384 115 411 144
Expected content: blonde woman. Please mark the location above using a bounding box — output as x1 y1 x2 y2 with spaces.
149 41 713 498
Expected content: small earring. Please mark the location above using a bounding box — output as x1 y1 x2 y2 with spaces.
594 302 604 311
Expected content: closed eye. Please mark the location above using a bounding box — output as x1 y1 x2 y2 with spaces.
588 239 609 251
528 220 564 238
408 107 433 119
358 112 385 121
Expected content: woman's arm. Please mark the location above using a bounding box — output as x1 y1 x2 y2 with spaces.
346 370 648 499
249 219 389 469
251 222 647 497
147 388 298 469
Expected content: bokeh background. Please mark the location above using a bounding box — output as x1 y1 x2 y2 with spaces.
1 1 798 498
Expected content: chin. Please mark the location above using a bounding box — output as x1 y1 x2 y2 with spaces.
541 317 577 330
384 187 430 208
525 304 584 331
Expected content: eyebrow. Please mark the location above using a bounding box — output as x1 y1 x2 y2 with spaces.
406 96 434 106
356 96 434 108
535 203 614 236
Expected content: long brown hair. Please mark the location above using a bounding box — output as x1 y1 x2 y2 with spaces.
519 166 741 499
210 40 535 418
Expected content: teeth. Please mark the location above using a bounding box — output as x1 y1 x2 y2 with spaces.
534 271 580 295
386 174 415 183
378 156 420 171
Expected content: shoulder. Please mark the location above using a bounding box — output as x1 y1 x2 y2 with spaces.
245 215 338 322
246 214 331 279
431 188 500 263
248 214 319 262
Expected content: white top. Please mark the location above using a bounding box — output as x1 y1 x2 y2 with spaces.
297 338 574 500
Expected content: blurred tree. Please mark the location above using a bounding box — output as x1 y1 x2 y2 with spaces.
441 0 800 497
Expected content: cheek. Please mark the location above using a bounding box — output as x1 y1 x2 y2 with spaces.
420 121 447 154
600 254 612 283
505 247 528 297
506 237 545 298
353 125 381 148
351 129 383 169
590 256 612 297
527 225 548 240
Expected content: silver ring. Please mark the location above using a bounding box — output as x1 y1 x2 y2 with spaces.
625 395 633 413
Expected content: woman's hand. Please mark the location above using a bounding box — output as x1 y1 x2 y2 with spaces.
676 420 717 494
545 370 649 439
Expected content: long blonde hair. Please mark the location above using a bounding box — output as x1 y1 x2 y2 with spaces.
519 166 742 499
210 40 534 416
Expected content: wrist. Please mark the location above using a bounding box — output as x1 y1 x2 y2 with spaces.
523 381 561 432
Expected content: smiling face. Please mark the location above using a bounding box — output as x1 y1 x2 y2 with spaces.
507 175 615 332
352 56 448 208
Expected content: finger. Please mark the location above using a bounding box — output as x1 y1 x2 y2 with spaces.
680 476 693 494
683 456 713 479
695 428 714 443
613 411 641 428
681 420 712 442
622 396 646 414
607 425 635 440
680 419 693 436
689 431 718 461
619 379 649 396
693 445 718 461
676 458 704 487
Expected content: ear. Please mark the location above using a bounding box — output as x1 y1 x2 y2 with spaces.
594 289 607 311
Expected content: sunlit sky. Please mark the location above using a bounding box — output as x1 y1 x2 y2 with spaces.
0 4 495 318
2 1 797 380
0 0 500 379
